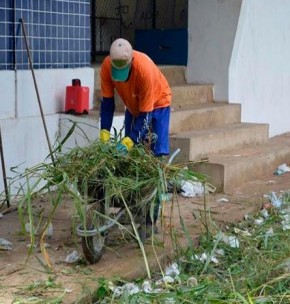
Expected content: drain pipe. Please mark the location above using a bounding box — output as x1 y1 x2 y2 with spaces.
0 126 10 208
20 18 55 165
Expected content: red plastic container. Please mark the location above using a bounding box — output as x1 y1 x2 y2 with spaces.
65 79 89 114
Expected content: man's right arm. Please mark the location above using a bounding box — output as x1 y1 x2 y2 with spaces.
100 97 115 131
100 58 115 142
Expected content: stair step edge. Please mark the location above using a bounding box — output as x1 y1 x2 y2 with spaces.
170 122 269 139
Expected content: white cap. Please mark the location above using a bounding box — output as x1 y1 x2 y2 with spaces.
110 38 133 63
110 38 133 81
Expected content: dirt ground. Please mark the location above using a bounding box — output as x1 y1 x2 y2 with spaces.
0 168 290 304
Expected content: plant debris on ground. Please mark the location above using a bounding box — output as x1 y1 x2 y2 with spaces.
4 137 205 272
91 191 290 304
5 133 290 303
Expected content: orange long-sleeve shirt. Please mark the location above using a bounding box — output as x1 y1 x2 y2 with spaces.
100 51 171 117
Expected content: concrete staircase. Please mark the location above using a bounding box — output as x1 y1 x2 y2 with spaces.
160 66 290 194
92 65 290 194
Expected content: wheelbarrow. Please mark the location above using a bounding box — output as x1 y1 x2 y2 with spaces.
76 148 180 264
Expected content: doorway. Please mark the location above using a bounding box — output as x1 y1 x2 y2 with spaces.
91 0 188 64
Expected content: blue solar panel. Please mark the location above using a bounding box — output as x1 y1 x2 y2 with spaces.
0 0 91 70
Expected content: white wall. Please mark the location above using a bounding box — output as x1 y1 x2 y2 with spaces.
59 114 99 152
187 0 242 101
58 113 125 153
16 68 94 116
0 115 60 195
0 71 15 119
229 0 290 137
0 68 95 195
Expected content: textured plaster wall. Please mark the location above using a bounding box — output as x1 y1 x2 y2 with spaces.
187 0 242 101
229 0 290 137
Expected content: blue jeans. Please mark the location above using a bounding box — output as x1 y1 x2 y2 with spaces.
124 106 170 156
125 107 170 223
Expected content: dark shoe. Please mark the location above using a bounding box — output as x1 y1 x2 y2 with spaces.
138 223 158 241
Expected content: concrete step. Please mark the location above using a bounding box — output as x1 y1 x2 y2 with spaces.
189 132 290 193
170 102 241 133
171 84 213 108
94 83 214 113
159 66 187 85
93 65 189 111
93 64 212 111
170 122 269 162
92 65 187 91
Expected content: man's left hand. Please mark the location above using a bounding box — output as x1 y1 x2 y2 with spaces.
116 136 134 154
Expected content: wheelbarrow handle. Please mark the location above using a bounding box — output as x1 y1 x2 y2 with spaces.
168 148 180 165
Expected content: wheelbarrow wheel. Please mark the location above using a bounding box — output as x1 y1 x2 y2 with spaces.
82 233 104 264
81 201 106 264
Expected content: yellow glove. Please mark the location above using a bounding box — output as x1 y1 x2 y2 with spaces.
100 129 111 143
121 136 134 150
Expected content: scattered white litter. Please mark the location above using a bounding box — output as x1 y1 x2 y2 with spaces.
234 228 252 237
193 252 206 262
26 242 38 248
274 163 290 175
193 252 219 264
215 249 225 256
156 276 175 286
107 262 183 298
180 180 206 197
254 217 264 225
218 233 240 248
270 192 283 208
0 238 13 250
0 212 3 218
265 227 274 236
46 222 53 237
165 262 180 277
25 222 53 237
122 283 140 295
109 282 141 297
26 241 50 249
260 209 269 219
110 286 123 298
211 256 219 264
64 288 73 293
25 223 33 234
65 250 82 263
217 198 229 203
281 213 290 231
142 280 153 293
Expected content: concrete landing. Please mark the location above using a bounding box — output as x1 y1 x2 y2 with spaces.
190 132 290 193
